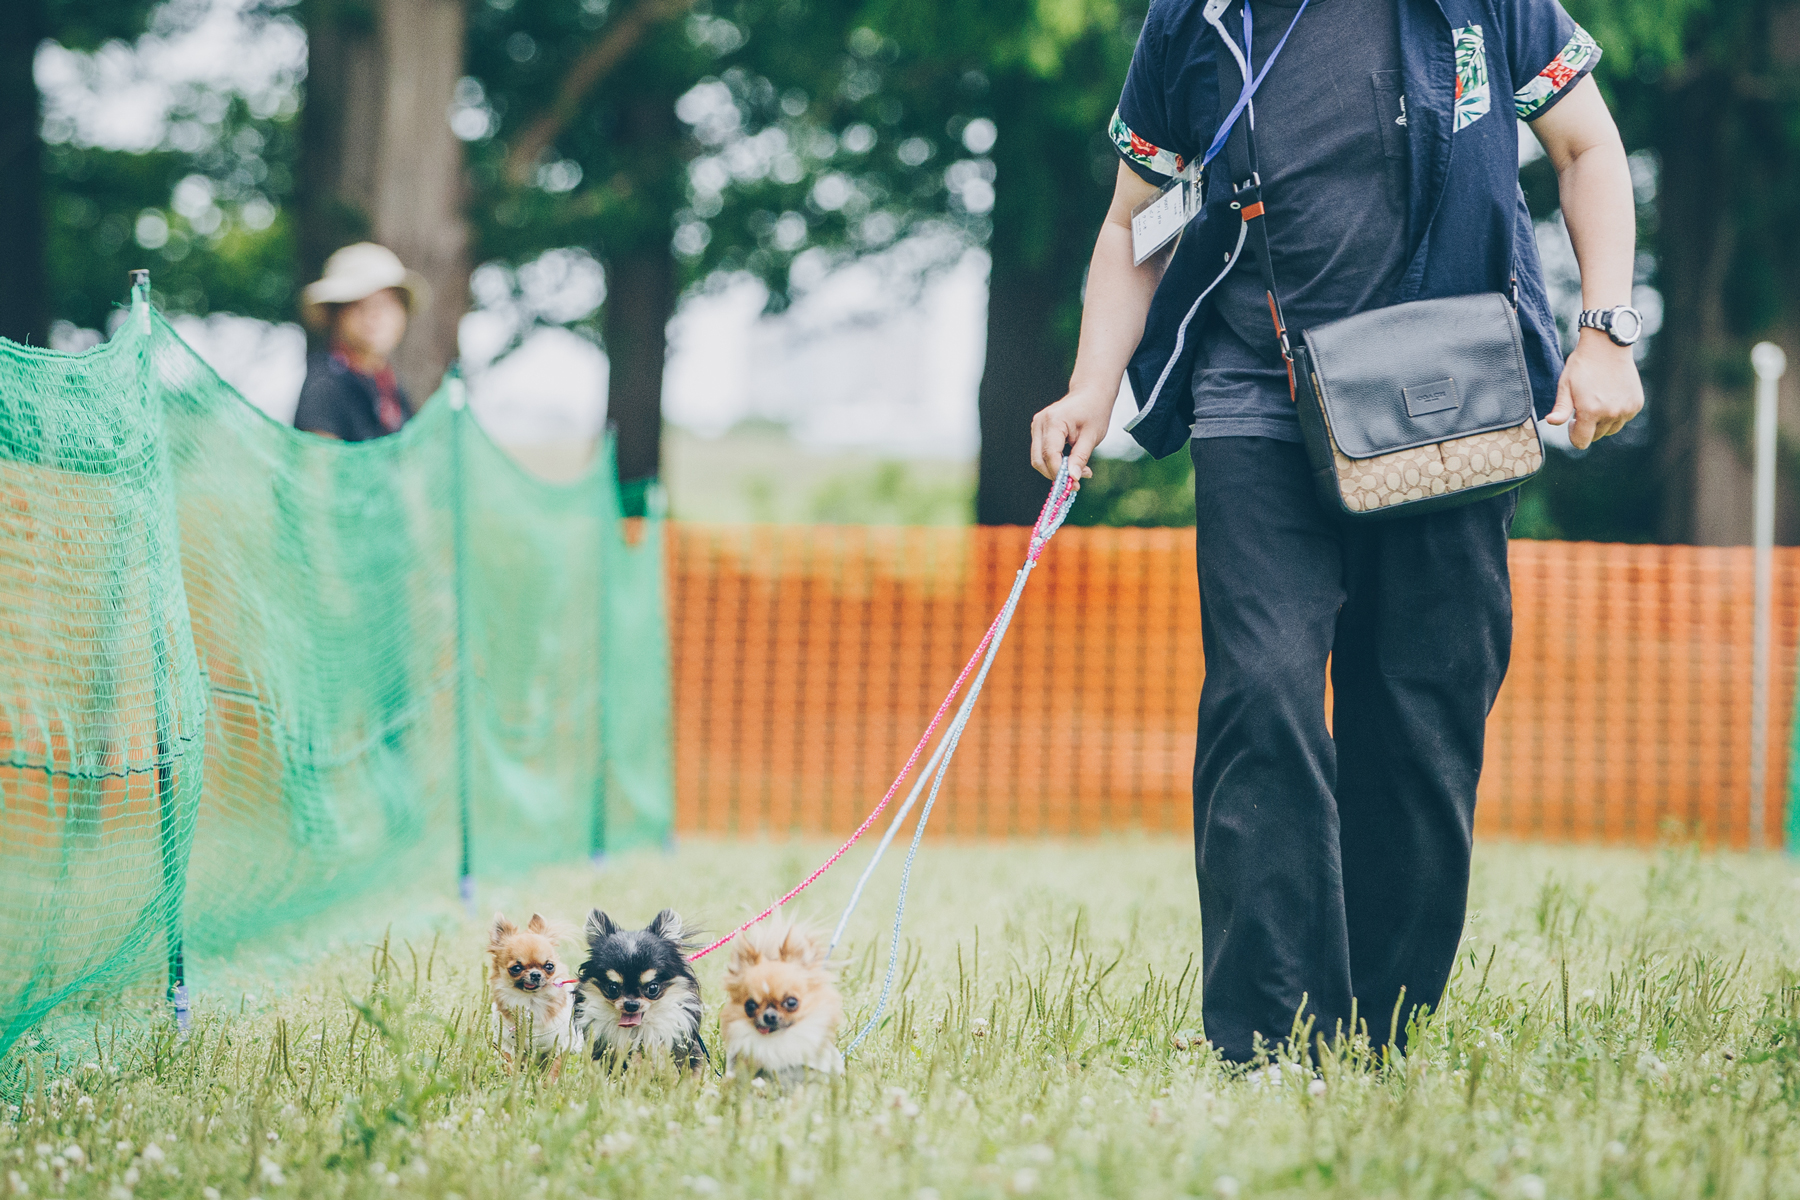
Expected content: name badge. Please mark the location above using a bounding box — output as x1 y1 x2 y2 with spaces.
1130 168 1198 266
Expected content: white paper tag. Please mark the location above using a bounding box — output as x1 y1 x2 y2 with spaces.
1130 173 1195 265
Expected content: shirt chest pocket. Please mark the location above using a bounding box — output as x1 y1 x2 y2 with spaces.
1371 70 1407 159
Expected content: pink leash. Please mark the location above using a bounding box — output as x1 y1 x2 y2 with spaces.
687 460 1080 963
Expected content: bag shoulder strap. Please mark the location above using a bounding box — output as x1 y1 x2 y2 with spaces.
1232 114 1297 399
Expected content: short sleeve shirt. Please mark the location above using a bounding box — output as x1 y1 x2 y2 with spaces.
1113 0 1597 187
1107 0 1602 456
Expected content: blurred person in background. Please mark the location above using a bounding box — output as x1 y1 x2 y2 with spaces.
1032 0 1642 1065
295 242 430 441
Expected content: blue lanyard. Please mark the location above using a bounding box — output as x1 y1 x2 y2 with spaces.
1200 0 1313 172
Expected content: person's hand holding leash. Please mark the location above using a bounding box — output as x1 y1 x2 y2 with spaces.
1030 389 1114 481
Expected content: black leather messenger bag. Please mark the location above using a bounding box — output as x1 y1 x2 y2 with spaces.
1233 119 1543 519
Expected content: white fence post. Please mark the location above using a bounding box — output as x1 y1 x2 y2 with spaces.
1750 341 1788 850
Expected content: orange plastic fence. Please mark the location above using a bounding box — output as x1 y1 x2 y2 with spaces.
667 527 1799 848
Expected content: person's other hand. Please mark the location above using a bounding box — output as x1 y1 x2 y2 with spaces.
1546 330 1643 449
1030 388 1117 480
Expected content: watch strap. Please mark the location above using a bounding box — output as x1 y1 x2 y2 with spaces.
1579 306 1640 345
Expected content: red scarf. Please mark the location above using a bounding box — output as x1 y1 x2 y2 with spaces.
331 346 406 433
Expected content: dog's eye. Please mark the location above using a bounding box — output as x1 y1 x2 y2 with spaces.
543 962 553 974
744 999 758 1017
508 965 522 975
601 981 620 998
643 981 662 999
782 996 799 1011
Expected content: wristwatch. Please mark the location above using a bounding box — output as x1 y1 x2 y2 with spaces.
1578 305 1644 347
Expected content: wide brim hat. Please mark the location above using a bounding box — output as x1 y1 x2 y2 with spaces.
300 242 431 330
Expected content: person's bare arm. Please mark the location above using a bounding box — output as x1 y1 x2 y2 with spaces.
1029 162 1168 479
1528 75 1643 449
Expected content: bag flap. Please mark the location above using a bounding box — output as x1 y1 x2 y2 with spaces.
1301 293 1533 460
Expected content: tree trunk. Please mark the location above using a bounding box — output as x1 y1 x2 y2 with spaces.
1651 69 1741 545
0 0 48 346
973 78 1106 526
1647 4 1800 546
298 0 468 400
604 249 676 490
599 90 684 498
975 256 1069 524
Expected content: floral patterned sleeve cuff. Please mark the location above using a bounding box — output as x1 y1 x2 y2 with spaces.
1515 25 1601 121
1110 108 1186 181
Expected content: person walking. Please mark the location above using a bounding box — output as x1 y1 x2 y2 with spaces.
1030 0 1642 1063
294 242 430 441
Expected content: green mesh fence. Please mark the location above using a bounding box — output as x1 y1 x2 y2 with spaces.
0 286 672 1057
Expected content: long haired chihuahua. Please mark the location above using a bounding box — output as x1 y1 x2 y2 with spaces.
488 912 579 1071
573 909 709 1072
721 919 844 1084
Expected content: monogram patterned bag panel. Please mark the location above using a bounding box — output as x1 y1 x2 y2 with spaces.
1328 417 1542 513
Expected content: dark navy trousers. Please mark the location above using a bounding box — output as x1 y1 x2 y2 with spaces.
1188 436 1515 1062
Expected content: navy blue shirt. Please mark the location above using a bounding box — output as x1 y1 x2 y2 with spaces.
1108 0 1600 458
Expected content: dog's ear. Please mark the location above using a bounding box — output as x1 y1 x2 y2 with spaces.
491 912 517 944
648 909 684 943
779 922 822 967
584 908 618 944
727 935 763 972
525 913 548 934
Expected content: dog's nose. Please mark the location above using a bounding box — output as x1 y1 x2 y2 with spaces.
622 998 642 1013
759 1010 780 1029
526 970 543 984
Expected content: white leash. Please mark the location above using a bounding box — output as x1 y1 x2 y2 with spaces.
838 457 1079 1056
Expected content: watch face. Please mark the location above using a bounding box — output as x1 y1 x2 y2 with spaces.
1611 307 1643 345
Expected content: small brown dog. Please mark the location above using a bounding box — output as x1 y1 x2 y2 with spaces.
488 912 578 1072
720 920 844 1085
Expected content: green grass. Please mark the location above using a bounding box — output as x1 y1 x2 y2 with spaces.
6 838 1800 1199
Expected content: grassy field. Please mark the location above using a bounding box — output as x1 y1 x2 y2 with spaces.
5 838 1800 1199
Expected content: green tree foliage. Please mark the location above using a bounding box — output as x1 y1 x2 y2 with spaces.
46 99 299 332
32 1 302 335
3 0 159 341
462 0 1138 509
1542 0 1800 543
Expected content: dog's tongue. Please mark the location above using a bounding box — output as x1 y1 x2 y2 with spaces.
618 1011 644 1028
